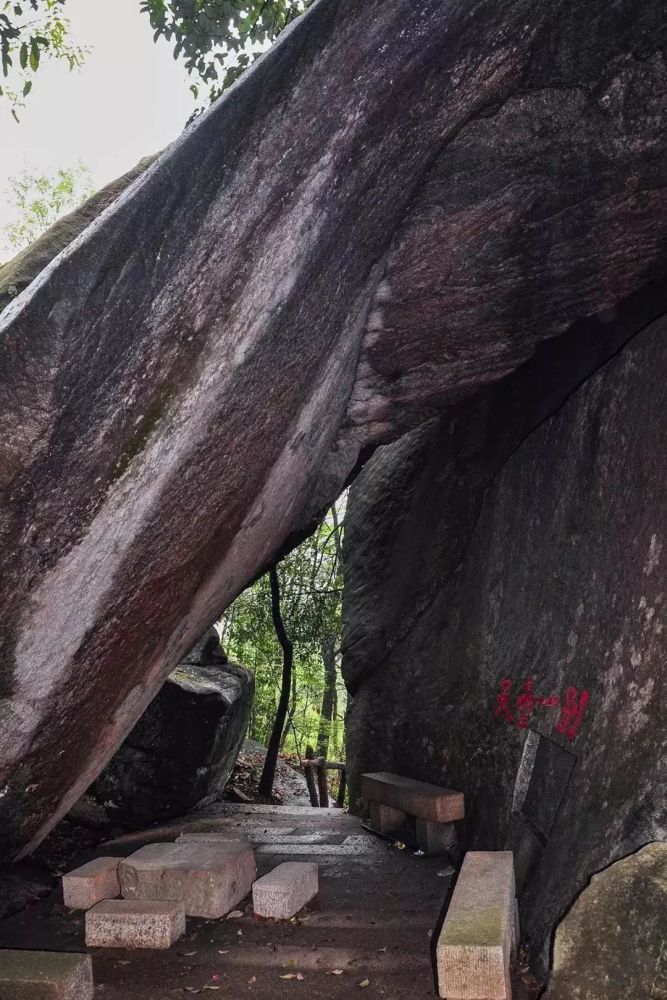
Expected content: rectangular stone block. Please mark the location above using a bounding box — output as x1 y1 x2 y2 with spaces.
0 950 93 1000
436 851 516 999
370 801 406 835
119 841 256 918
85 898 185 949
61 856 120 909
252 862 318 919
361 772 464 823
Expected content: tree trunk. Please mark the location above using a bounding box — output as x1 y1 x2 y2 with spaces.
316 634 337 758
280 663 299 751
258 567 294 798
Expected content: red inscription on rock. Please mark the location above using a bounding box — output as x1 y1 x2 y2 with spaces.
495 677 589 740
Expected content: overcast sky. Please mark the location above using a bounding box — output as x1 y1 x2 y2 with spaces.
0 0 197 255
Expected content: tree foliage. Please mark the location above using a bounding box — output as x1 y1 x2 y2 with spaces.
2 162 94 252
140 0 307 103
0 0 86 119
1 0 304 117
219 496 346 765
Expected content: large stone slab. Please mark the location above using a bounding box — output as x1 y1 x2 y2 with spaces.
252 862 318 919
0 950 93 999
119 842 256 918
61 856 120 910
362 772 464 823
545 842 667 999
436 851 516 999
85 898 186 949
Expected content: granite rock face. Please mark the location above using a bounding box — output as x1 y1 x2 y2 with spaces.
343 315 667 967
545 843 667 999
0 0 666 858
88 644 253 828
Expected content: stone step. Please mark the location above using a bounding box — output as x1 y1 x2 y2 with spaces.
361 772 464 824
119 841 256 918
252 861 319 919
85 898 185 949
435 851 517 1000
198 804 345 817
178 830 345 845
61 856 120 910
0 949 93 999
176 831 250 845
255 835 382 857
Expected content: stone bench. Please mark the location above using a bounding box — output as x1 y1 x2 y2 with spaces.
0 950 93 999
436 851 518 1000
361 771 464 855
85 899 185 949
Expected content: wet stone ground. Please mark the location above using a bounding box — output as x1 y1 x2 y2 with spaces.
0 806 541 998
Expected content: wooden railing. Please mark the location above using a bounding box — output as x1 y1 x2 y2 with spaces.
303 755 346 808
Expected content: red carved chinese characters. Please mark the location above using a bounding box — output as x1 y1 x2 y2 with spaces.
495 678 514 723
555 687 590 741
494 677 589 740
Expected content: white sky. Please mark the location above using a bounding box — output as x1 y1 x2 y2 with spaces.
0 0 197 256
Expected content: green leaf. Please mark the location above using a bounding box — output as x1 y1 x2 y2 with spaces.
29 39 40 71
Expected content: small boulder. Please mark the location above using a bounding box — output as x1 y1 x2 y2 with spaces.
545 842 667 999
88 635 253 828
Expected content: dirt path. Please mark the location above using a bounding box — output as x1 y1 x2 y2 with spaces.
0 805 540 998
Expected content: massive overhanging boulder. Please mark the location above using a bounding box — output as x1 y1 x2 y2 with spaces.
0 0 666 859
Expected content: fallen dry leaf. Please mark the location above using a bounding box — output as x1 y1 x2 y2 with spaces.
358 979 370 988
227 910 244 919
279 972 305 981
248 976 256 984
330 969 344 976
